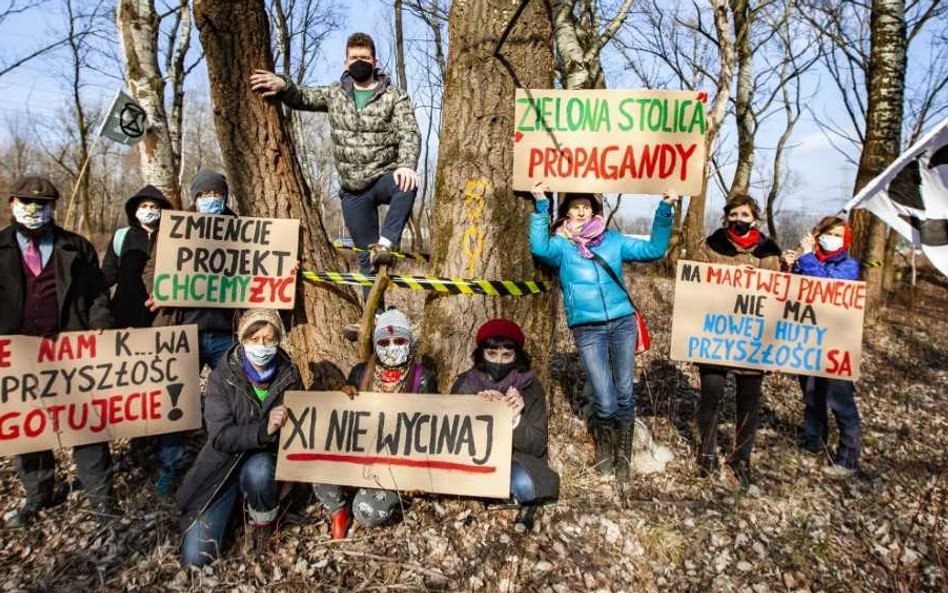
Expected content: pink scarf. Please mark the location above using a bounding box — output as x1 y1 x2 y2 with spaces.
556 215 606 259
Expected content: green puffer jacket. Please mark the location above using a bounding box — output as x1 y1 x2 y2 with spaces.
279 72 421 192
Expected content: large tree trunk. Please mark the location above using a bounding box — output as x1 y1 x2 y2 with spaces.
420 0 554 389
193 0 361 388
117 0 183 208
850 0 906 312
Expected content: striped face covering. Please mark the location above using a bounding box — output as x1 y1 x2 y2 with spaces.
556 215 606 258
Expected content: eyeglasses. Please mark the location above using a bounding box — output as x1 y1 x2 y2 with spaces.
376 337 409 347
244 337 278 347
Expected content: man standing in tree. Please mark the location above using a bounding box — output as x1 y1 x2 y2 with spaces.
250 32 421 278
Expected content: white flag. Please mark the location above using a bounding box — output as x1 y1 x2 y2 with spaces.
844 116 948 277
99 90 148 146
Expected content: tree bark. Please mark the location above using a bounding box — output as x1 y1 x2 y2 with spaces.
117 0 183 208
420 0 554 389
193 0 361 388
727 0 754 197
850 0 906 311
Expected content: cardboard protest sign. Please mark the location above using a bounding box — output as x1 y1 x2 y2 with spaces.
152 211 300 309
670 261 866 379
276 391 514 498
512 88 708 195
0 326 200 457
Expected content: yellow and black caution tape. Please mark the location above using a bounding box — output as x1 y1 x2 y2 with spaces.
864 259 884 268
332 240 429 262
302 271 553 297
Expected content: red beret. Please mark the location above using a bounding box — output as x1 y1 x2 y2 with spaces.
476 318 525 347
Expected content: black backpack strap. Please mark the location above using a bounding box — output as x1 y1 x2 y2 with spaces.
589 252 637 311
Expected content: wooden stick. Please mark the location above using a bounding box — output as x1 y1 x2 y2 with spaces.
358 264 390 362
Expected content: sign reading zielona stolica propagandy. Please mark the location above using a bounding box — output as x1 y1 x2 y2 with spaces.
513 88 708 196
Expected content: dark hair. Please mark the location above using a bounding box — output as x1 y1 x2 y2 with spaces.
472 337 531 372
812 215 847 236
241 319 276 341
722 194 761 223
553 192 604 231
346 32 376 58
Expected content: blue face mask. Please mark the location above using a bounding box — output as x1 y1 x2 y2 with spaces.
196 196 225 214
244 344 277 367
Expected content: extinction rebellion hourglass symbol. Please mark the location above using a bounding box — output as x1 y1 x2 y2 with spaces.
119 102 146 139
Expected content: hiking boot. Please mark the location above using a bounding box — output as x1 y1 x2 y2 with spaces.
330 507 351 540
514 505 536 532
368 244 394 269
730 458 753 491
154 469 177 497
588 419 615 475
698 454 719 478
614 420 634 483
5 504 40 529
822 464 857 480
251 521 276 551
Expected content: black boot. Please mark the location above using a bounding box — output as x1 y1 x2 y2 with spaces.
5 502 40 529
614 420 634 483
588 419 615 475
698 454 719 478
514 505 536 531
730 458 753 490
251 521 276 550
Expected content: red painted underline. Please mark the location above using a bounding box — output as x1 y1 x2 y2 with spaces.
286 452 496 474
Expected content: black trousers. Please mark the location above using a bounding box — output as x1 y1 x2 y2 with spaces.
15 442 113 508
696 367 763 464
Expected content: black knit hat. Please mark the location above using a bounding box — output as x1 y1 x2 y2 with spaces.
125 185 172 222
190 170 228 201
556 192 603 220
9 176 59 201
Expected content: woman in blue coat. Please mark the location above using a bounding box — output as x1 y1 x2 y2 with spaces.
529 182 678 481
783 216 861 479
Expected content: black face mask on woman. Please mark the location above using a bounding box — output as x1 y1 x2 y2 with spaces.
348 60 374 83
728 220 752 236
484 361 516 382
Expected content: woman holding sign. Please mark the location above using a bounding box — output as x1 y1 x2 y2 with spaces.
693 195 782 489
783 217 861 479
312 308 438 540
529 182 676 482
451 319 559 530
177 309 302 566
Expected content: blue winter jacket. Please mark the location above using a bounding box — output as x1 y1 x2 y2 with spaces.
792 251 860 280
530 200 673 327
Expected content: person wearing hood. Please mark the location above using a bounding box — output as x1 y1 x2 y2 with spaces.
693 194 782 489
783 217 861 479
312 308 438 539
177 309 303 566
450 319 560 530
102 185 186 495
529 182 677 483
0 176 115 528
145 170 240 372
250 32 421 279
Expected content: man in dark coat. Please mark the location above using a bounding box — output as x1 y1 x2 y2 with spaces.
0 176 115 528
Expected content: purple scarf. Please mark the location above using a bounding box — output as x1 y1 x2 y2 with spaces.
458 368 534 395
556 215 606 258
241 352 276 387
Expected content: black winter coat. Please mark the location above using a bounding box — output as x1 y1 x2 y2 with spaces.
0 224 112 334
177 345 302 530
451 369 560 501
101 225 156 328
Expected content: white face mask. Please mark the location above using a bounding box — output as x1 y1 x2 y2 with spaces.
12 201 54 230
818 234 844 253
243 344 277 367
377 342 411 367
136 208 160 225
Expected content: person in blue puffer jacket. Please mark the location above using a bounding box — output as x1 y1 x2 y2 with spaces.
529 181 678 482
783 216 862 479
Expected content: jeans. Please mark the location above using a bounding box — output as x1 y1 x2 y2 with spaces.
697 367 762 464
571 314 637 421
340 171 417 299
799 376 861 469
510 460 537 504
180 452 279 567
199 331 235 370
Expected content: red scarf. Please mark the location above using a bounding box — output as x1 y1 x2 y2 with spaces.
726 227 761 251
814 226 853 262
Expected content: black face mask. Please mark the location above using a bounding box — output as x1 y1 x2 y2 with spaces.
728 220 752 236
348 60 374 83
484 361 515 382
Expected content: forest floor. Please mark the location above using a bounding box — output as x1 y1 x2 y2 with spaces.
0 271 945 593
